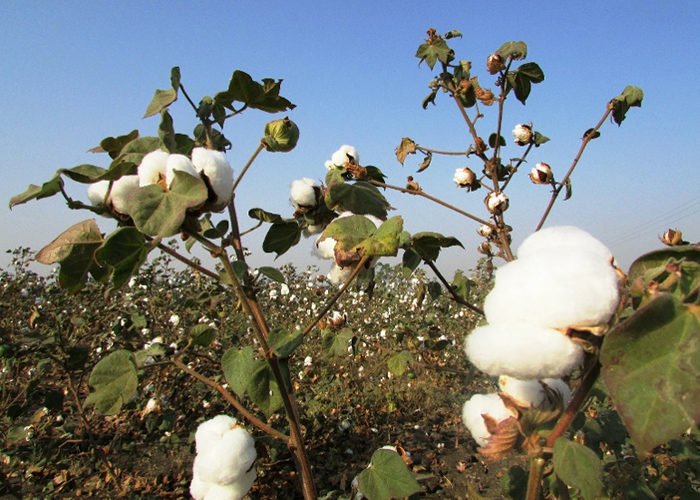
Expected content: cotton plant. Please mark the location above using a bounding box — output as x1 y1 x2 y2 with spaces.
461 226 622 456
190 415 257 500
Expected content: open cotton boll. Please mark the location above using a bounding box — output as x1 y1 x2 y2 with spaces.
193 427 257 486
165 154 199 188
331 145 359 167
517 225 613 262
190 471 211 500
290 178 319 210
87 181 110 207
191 147 234 211
462 393 517 447
464 322 584 379
138 150 169 186
328 263 354 285
195 415 238 455
200 468 257 500
314 235 337 260
498 376 572 408
483 252 620 329
110 175 140 214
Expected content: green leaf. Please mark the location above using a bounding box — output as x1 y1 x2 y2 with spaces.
170 67 181 90
322 327 354 358
600 293 700 453
262 221 302 257
422 88 438 109
158 109 177 153
248 208 285 224
85 349 138 415
533 131 550 146
320 215 378 267
409 232 464 262
258 266 286 283
268 328 303 358
189 324 217 347
248 361 287 417
552 438 604 500
325 181 391 220
488 133 506 148
35 219 106 293
497 41 528 60
627 247 700 305
58 164 109 184
387 351 413 377
517 62 545 83
134 343 166 367
143 88 178 118
214 70 295 113
9 176 64 209
88 129 140 159
357 449 422 500
415 38 453 70
96 227 151 291
356 216 404 258
501 465 527 500
222 346 256 398
612 86 644 125
452 270 474 302
402 248 422 278
128 171 208 237
564 178 573 201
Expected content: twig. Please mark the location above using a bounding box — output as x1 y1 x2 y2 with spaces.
424 260 484 316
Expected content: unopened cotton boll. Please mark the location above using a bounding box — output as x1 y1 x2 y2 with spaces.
462 393 516 447
193 426 257 486
331 145 359 167
138 150 169 186
290 178 319 210
464 322 584 379
110 175 140 214
165 154 199 188
498 375 572 408
483 252 620 329
191 148 234 211
517 225 613 262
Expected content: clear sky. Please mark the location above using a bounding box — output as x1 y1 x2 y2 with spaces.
2 1 699 278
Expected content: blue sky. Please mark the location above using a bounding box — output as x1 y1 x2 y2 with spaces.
2 1 699 278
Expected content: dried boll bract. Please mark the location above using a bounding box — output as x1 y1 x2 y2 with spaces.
462 393 516 447
498 375 571 409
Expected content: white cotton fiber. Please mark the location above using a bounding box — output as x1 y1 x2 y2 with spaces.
165 154 199 188
138 150 169 186
190 471 211 500
314 236 337 260
195 415 238 455
201 468 257 500
290 178 319 210
483 252 620 329
191 147 234 211
464 322 584 379
461 393 516 447
110 175 140 214
193 426 257 486
517 226 613 262
87 181 110 206
331 145 359 167
328 263 353 285
498 375 572 408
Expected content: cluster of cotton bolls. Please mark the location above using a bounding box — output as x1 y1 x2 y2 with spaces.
190 415 257 500
461 226 622 448
87 147 234 216
288 145 385 286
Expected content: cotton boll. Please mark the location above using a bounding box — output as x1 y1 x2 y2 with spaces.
110 175 140 214
517 226 613 262
461 393 516 447
328 263 353 285
331 145 359 167
195 415 238 455
314 236 337 260
138 150 169 186
194 427 257 486
166 154 199 188
303 224 326 237
191 148 234 211
464 322 584 379
190 471 211 500
362 213 384 228
290 178 319 210
202 468 256 500
87 181 110 206
498 376 572 408
483 252 620 329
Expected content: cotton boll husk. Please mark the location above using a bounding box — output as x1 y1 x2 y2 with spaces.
331 145 359 167
191 148 234 211
110 175 140 214
290 178 319 209
190 471 211 500
464 322 584 379
461 393 516 447
138 150 169 186
498 376 572 408
483 252 620 329
87 181 110 206
202 468 256 500
165 154 199 188
517 226 613 262
328 263 353 285
194 427 257 486
195 415 238 455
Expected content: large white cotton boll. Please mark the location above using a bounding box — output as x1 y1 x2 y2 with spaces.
461 393 516 447
165 154 199 188
327 263 353 285
498 376 572 408
202 468 257 500
517 226 613 262
290 178 319 210
330 145 359 167
314 236 337 260
195 415 238 455
190 471 211 500
194 427 257 486
191 147 234 211
464 322 584 379
138 150 169 186
110 175 140 214
87 181 111 206
483 252 620 329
